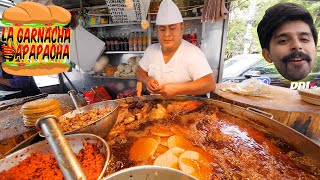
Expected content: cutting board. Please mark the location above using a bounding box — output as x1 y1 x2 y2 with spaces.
213 83 320 143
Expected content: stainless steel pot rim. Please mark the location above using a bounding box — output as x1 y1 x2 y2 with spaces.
39 100 119 137
104 165 197 180
64 100 119 134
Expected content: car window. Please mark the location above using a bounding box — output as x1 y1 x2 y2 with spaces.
250 60 279 75
223 55 263 78
224 58 240 69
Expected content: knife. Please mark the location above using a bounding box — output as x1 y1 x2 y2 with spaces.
0 93 48 110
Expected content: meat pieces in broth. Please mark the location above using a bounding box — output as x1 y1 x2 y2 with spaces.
106 100 320 180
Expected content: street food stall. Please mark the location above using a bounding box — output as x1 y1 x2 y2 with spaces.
57 0 228 98
0 0 319 179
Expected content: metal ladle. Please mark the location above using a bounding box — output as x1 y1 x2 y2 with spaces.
68 90 87 111
35 115 88 180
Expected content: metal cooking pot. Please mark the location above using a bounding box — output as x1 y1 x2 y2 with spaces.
0 133 110 180
115 95 320 167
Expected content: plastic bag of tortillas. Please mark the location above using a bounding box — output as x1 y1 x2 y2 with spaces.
222 79 272 97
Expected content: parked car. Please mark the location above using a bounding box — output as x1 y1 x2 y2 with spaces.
223 54 264 79
222 54 320 88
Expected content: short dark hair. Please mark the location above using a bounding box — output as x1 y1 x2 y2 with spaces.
257 3 318 50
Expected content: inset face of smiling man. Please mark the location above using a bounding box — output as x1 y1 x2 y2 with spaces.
257 3 318 81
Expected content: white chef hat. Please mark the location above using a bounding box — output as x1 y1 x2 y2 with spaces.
156 0 183 25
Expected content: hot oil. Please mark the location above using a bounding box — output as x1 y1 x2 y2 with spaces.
107 136 135 173
106 100 320 179
180 157 212 180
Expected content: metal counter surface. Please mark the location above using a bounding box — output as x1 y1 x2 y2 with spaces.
0 94 75 158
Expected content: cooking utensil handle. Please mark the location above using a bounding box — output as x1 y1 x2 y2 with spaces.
22 93 48 103
68 90 81 110
246 107 273 119
36 115 88 180
0 93 49 110
136 81 142 97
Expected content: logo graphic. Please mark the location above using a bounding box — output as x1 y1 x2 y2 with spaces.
1 2 71 76
290 81 318 90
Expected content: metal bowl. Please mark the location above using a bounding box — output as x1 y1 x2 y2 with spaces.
0 133 110 180
59 100 119 137
103 166 196 180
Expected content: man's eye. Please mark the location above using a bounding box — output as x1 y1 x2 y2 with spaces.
170 28 176 30
301 38 310 42
159 28 165 31
278 39 287 44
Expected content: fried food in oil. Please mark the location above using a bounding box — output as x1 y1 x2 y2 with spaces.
106 100 320 180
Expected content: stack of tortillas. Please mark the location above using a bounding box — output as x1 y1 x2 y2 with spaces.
20 99 62 126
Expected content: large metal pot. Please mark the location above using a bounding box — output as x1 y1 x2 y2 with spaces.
115 95 320 167
0 133 110 180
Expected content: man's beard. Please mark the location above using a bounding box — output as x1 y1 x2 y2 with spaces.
277 51 312 81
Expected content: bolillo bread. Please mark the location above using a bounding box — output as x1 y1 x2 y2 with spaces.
2 6 32 24
3 2 71 25
16 2 52 24
47 5 71 24
2 63 70 76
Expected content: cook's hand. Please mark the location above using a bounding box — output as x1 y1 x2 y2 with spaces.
146 78 159 93
157 83 177 98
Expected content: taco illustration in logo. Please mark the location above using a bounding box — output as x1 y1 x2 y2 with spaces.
1 2 72 76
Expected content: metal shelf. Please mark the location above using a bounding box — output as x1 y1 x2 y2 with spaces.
150 16 201 24
88 17 201 27
91 75 136 80
88 22 141 28
183 16 202 21
105 51 145 54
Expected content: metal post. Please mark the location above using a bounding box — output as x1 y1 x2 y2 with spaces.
58 73 65 93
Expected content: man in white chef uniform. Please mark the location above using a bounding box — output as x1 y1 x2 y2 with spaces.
137 0 216 98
